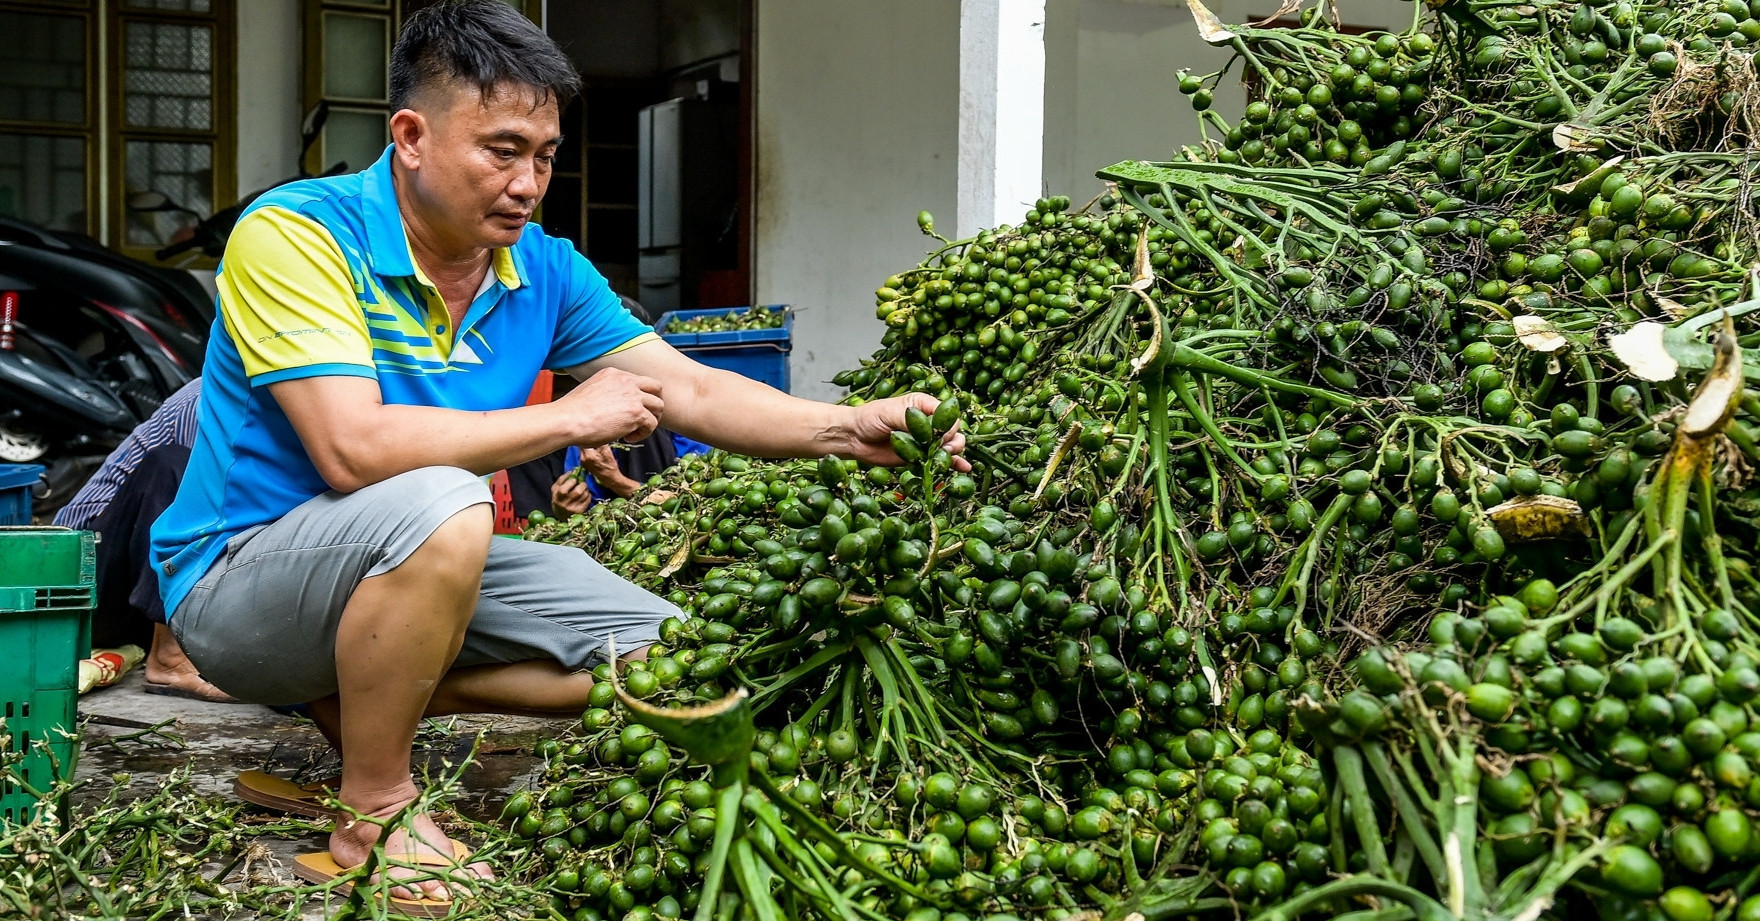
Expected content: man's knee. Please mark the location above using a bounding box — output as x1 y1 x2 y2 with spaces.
383 466 495 561
357 467 495 585
415 503 495 573
396 465 494 507
435 501 495 545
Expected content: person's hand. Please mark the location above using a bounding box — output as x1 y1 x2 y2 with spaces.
838 393 969 470
550 472 593 517
577 445 622 479
558 368 664 444
575 444 644 499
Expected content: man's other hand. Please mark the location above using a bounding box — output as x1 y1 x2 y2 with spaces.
559 368 664 445
550 472 593 517
841 393 969 470
577 445 621 481
575 445 644 500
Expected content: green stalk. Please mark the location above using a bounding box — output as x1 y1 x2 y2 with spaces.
1327 776 1349 875
1133 896 1240 921
1226 35 1279 89
1166 344 1356 407
1573 352 1599 420
1447 732 1486 921
1146 365 1177 535
1491 849 1550 907
961 441 1035 485
1278 493 1354 624
1508 843 1609 921
1552 532 1673 625
748 641 854 708
1696 465 1742 614
1388 746 1438 819
1389 832 1416 885
1332 746 1390 879
1170 369 1263 481
1331 909 1416 921
854 636 912 770
1249 875 1452 921
730 838 785 921
1116 186 1280 313
792 678 846 734
747 769 941 904
745 800 862 921
838 663 858 739
886 639 1032 768
1525 40 1582 119
1103 428 1149 503
1361 742 1448 891
693 781 745 921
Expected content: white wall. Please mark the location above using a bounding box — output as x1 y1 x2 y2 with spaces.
234 0 303 196
1044 0 1416 201
1043 0 1192 208
755 0 1415 398
752 0 961 401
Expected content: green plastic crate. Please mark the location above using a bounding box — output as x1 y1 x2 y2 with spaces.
0 527 95 824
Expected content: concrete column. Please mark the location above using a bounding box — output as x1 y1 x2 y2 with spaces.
958 0 1046 238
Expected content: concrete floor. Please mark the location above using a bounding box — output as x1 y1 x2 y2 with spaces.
70 667 562 917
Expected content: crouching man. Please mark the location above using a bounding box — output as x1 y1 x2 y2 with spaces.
149 0 962 910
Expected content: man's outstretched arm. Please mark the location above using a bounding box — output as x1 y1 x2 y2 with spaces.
567 339 966 468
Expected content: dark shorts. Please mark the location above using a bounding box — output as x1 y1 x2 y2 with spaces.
167 466 679 706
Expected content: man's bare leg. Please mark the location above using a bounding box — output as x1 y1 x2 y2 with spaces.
324 504 493 904
423 645 652 718
306 695 344 755
309 641 649 735
144 623 236 702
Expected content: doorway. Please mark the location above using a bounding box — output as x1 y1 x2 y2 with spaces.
543 0 749 314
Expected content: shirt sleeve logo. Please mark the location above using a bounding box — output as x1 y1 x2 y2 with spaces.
257 327 350 343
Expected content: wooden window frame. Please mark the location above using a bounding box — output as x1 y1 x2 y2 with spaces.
300 0 541 176
302 0 395 177
107 0 236 265
0 0 100 239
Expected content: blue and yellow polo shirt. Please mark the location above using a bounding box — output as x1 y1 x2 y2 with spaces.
150 146 654 618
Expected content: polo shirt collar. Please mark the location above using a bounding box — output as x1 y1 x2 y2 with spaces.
359 145 528 291
492 240 527 290
360 146 415 278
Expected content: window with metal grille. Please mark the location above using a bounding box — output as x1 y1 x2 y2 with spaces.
0 3 93 235
302 0 537 179
0 0 233 260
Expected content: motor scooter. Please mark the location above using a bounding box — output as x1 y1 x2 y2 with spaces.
0 216 208 515
0 103 342 517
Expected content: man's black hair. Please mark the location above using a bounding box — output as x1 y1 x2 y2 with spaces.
390 0 580 113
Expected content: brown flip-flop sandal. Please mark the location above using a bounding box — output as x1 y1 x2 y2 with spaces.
233 770 342 819
290 841 476 918
143 679 242 704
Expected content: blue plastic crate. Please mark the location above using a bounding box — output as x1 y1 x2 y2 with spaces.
0 465 43 526
657 306 792 394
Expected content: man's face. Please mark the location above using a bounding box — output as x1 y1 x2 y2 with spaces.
404 81 562 252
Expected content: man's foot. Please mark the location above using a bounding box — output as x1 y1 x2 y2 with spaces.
328 786 494 904
145 624 239 703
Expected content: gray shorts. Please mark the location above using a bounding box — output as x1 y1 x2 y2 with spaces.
167 466 680 706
